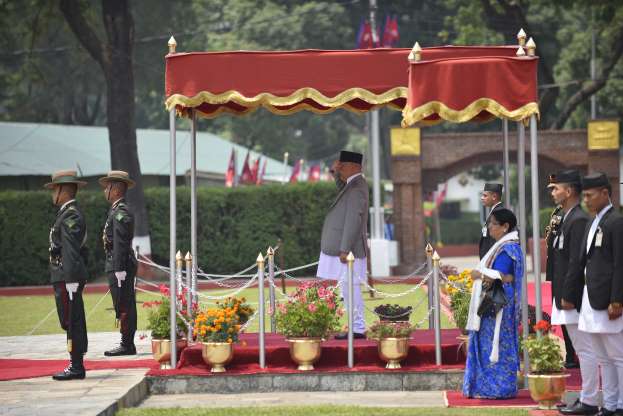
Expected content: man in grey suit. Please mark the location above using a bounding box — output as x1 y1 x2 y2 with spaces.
317 150 369 339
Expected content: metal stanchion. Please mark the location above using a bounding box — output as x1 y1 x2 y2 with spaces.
168 104 177 369
267 247 276 333
185 252 193 341
425 243 434 329
175 251 183 296
190 111 198 307
432 251 442 365
347 251 355 368
257 253 266 368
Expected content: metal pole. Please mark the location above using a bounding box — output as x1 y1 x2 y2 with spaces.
185 252 192 341
432 251 442 366
267 247 276 333
590 8 597 119
503 119 511 207
425 243 434 329
176 251 183 296
169 107 177 368
371 110 383 239
190 111 198 305
257 253 266 368
517 121 530 385
530 115 543 324
347 252 355 368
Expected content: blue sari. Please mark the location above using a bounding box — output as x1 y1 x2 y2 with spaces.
462 241 524 399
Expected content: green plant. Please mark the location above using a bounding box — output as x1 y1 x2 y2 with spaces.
144 284 190 340
521 320 564 374
274 282 342 338
373 304 412 322
449 290 470 331
194 303 242 344
367 321 414 339
216 297 254 324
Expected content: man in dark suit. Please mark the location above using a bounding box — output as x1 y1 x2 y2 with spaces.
100 171 138 356
478 183 504 258
576 173 623 416
545 170 595 415
45 170 89 380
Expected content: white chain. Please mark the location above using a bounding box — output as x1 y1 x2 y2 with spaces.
361 271 431 298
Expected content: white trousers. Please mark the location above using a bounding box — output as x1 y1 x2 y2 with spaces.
566 324 600 406
586 332 623 411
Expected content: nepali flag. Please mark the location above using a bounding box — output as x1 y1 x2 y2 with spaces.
308 164 321 182
434 182 448 208
250 157 261 184
381 15 399 47
256 159 267 185
225 148 235 188
357 20 375 49
240 152 253 184
289 159 302 183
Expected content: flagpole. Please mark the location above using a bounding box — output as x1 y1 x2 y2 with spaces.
282 152 289 184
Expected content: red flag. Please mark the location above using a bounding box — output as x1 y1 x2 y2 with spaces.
289 159 301 183
240 152 253 184
390 15 399 45
381 15 392 47
250 157 260 183
435 182 448 208
360 21 374 49
256 159 267 185
225 149 235 188
308 165 321 182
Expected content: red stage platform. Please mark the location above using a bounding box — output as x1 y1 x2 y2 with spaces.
147 329 467 377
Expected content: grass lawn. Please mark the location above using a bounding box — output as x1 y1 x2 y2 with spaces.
117 406 528 416
0 284 452 337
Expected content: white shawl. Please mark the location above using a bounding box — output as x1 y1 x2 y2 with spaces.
465 230 518 363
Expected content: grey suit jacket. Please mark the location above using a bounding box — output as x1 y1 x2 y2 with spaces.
320 174 369 259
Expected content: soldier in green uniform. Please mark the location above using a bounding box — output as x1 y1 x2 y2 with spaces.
100 171 138 356
45 170 89 380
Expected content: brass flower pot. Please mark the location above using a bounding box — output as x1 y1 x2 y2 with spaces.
378 337 409 369
527 373 570 409
151 338 187 369
287 337 323 371
202 342 234 373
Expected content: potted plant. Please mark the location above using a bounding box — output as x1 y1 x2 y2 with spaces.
145 284 192 369
373 303 413 322
216 296 254 325
446 269 473 334
194 298 249 373
274 282 342 370
367 321 414 369
521 320 569 409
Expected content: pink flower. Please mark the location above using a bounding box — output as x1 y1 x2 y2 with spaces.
326 301 335 311
307 303 317 313
268 306 274 316
337 307 344 317
278 303 287 314
159 284 170 296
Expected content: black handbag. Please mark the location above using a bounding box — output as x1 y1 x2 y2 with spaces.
477 279 508 317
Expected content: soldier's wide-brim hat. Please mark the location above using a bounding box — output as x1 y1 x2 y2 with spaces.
44 170 88 189
98 170 135 189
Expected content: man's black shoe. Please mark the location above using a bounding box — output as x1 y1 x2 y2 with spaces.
595 409 617 416
52 365 85 381
335 332 366 340
559 399 579 410
564 361 580 369
559 400 599 415
104 344 136 357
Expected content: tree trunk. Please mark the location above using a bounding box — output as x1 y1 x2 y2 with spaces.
59 0 150 250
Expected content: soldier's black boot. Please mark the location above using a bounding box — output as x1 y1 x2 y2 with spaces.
52 354 85 380
104 343 136 357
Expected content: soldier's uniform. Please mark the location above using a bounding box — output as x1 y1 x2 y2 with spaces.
478 183 505 259
45 170 89 381
577 173 623 415
100 171 138 356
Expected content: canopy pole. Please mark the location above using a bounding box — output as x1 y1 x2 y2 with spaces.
371 109 383 239
517 121 529 387
503 119 511 207
190 111 198 305
169 107 177 369
529 115 543 325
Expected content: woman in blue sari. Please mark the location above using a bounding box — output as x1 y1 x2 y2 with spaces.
463 208 524 399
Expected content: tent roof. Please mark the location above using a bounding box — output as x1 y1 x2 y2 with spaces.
401 46 539 126
165 48 412 118
0 122 289 179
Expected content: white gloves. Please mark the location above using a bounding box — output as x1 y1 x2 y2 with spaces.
65 282 79 301
115 271 127 288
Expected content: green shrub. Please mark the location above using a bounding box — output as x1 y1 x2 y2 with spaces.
0 183 337 286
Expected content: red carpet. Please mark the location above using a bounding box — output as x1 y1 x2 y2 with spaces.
0 358 156 381
147 329 467 377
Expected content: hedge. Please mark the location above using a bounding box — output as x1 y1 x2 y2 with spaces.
0 183 337 286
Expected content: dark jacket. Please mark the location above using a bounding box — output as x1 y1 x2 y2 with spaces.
545 205 563 282
577 206 623 310
478 203 504 259
49 201 88 283
550 205 590 312
102 199 136 274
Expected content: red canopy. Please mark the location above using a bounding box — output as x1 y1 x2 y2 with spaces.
401 46 539 126
165 49 411 118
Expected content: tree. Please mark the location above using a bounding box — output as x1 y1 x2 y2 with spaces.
59 0 150 249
